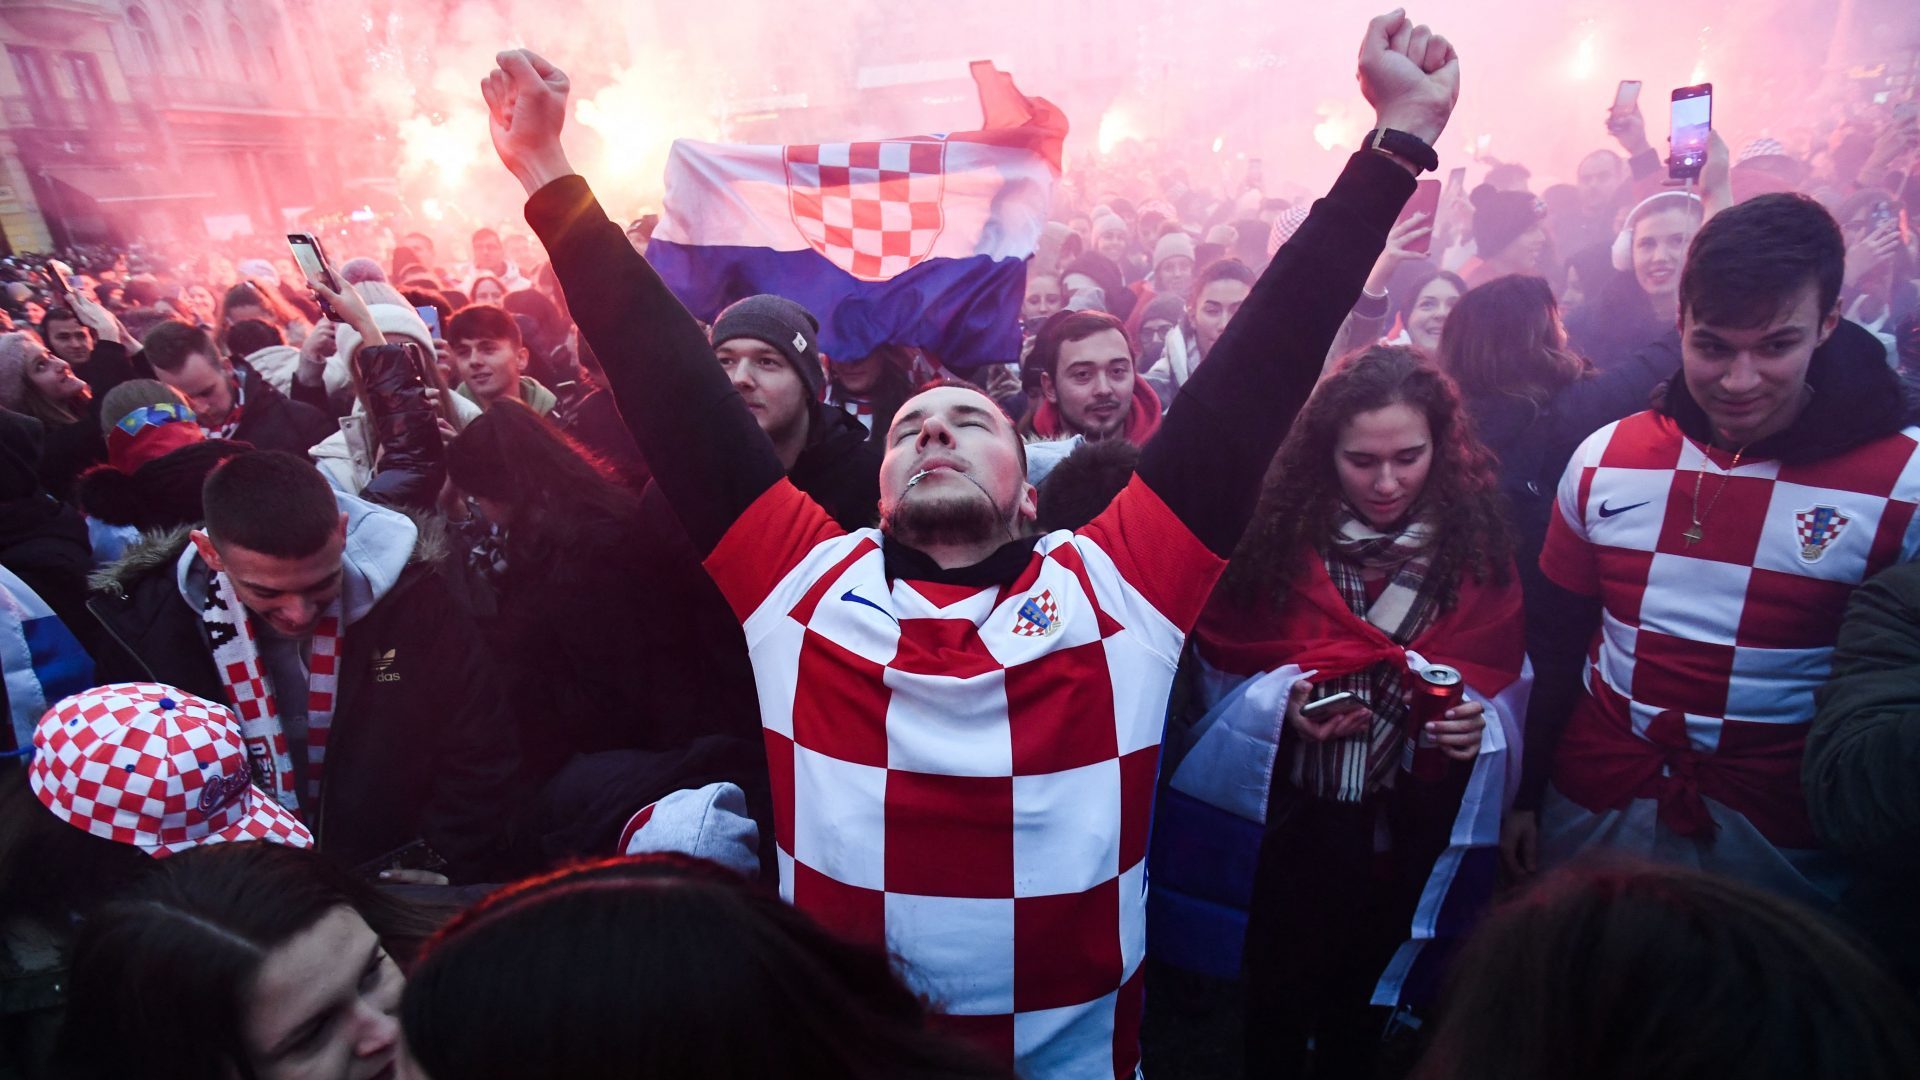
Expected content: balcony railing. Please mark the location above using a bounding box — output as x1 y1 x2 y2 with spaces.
130 74 270 111
1 95 143 130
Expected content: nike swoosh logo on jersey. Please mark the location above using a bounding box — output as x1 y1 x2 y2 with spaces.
840 589 897 623
1598 500 1650 518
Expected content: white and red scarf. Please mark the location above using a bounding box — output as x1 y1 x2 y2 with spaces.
202 568 341 816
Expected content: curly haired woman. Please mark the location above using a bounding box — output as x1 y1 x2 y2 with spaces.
1150 346 1528 1079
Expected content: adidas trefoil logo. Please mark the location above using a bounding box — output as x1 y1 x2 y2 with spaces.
372 648 401 683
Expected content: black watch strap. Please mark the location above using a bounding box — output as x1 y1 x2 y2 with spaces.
1365 128 1440 173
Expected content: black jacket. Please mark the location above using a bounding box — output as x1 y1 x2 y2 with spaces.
549 380 648 486
1807 560 1920 989
1518 319 1919 809
230 365 336 456
85 523 522 881
790 403 883 529
1566 271 1669 374
37 341 140 505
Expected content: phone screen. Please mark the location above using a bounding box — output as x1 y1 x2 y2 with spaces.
1613 80 1642 117
1396 179 1442 256
286 234 337 291
1669 84 1712 179
1445 166 1466 197
414 305 443 340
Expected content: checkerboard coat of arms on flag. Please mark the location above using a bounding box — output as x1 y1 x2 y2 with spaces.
785 141 946 281
648 61 1066 369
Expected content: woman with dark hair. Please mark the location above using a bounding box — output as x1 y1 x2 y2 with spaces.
467 274 507 307
399 854 1009 1080
0 331 102 502
54 840 443 1080
827 345 917 437
1411 860 1920 1080
500 287 576 390
1389 267 1466 356
445 401 674 788
1151 347 1526 1079
1434 275 1679 717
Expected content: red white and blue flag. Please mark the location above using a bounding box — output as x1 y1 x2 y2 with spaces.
648 62 1066 370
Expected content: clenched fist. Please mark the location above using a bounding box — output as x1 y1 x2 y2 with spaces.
1358 9 1460 149
482 49 577 196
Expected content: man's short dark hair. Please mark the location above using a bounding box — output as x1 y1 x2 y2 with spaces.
1191 258 1257 302
446 303 522 349
1029 310 1131 381
142 320 216 375
223 318 284 360
202 451 341 558
1679 192 1845 329
38 306 84 341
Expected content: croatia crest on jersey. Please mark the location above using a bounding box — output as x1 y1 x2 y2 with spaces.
785 140 946 281
1012 589 1061 637
1794 504 1850 562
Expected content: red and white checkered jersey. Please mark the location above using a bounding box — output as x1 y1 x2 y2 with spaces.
703 475 1224 1080
1540 411 1920 845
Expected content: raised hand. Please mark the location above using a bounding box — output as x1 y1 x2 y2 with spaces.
1358 9 1460 147
482 49 576 195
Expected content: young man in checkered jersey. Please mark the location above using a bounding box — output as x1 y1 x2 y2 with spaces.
486 13 1459 1077
1503 192 1920 910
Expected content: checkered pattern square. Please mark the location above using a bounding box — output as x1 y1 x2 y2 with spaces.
701 478 1226 1079
786 140 946 281
28 682 312 856
1540 413 1920 844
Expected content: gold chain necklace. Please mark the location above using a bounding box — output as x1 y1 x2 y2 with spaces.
1684 444 1747 546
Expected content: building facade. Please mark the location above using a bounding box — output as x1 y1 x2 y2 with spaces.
0 0 385 253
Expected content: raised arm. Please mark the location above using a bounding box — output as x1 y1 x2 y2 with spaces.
483 50 783 554
1137 11 1456 555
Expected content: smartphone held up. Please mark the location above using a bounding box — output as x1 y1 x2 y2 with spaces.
287 232 341 321
1668 83 1712 181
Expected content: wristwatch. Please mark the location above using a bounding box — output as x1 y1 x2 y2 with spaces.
1365 128 1440 173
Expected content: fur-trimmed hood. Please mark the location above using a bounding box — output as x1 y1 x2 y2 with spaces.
90 491 450 620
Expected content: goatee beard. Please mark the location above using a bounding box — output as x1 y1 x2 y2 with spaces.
881 488 1004 548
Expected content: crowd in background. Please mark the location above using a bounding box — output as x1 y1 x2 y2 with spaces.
1 11 1919 1080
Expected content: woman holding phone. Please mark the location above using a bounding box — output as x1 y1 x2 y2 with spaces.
1149 347 1527 1078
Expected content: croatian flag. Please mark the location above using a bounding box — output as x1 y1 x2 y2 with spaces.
647 62 1066 371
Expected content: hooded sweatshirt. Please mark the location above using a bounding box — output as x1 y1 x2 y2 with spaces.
1025 375 1164 446
173 490 417 798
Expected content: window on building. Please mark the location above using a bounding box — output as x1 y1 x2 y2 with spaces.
63 53 112 125
7 46 63 126
126 7 161 76
181 16 211 78
229 20 254 82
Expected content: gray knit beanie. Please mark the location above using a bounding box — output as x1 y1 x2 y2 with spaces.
710 295 825 402
0 333 40 413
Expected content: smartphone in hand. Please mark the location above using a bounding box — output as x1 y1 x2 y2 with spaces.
287 232 341 321
1612 79 1642 120
1669 83 1713 180
1396 179 1443 257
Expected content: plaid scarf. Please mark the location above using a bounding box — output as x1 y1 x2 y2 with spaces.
203 569 341 815
1293 506 1445 802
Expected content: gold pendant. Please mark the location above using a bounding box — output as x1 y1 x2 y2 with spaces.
1683 524 1703 545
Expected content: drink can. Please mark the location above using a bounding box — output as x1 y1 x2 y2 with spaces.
1402 665 1463 781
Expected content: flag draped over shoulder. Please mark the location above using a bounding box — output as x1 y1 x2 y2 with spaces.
648 62 1066 370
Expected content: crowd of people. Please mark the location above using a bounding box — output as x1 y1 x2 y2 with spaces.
2 8 1920 1079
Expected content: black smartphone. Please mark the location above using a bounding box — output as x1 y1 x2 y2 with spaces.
1396 179 1442 257
287 232 341 320
1669 83 1712 180
1612 79 1643 119
353 838 446 881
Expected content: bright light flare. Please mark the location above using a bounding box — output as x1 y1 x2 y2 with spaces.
1098 107 1142 155
1313 103 1359 152
1568 23 1598 80
575 66 719 186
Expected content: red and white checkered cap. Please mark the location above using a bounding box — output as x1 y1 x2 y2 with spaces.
27 682 313 857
